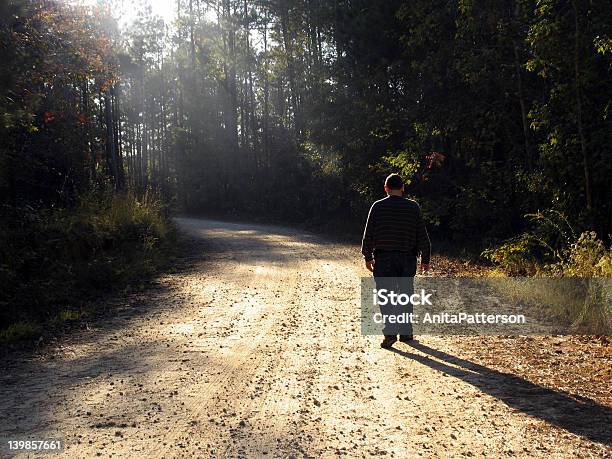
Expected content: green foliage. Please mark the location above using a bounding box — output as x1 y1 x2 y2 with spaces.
0 192 175 336
546 232 612 278
54 310 83 323
484 214 611 333
482 235 538 276
0 322 41 344
1 0 611 338
71 191 170 252
85 0 611 251
378 151 420 185
484 211 611 278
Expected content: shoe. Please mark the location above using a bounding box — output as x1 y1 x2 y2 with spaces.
399 335 414 343
380 336 397 349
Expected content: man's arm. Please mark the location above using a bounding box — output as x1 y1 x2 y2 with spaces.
361 203 376 270
415 204 431 270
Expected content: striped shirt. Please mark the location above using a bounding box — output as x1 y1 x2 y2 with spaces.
361 195 431 264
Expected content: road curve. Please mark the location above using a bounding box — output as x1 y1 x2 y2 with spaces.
0 217 608 458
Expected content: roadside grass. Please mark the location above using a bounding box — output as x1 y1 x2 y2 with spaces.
484 277 611 335
0 191 179 345
0 322 42 343
483 227 611 334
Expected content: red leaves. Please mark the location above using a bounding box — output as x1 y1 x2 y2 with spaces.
98 79 113 92
43 111 55 123
416 152 446 182
425 151 445 169
42 111 88 125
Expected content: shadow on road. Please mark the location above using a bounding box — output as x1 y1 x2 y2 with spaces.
388 341 612 446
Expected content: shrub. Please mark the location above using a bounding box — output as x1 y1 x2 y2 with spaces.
483 213 611 333
482 234 538 276
0 191 176 337
0 322 41 344
482 210 611 277
541 231 610 277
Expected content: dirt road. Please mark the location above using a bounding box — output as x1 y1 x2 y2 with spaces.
0 217 610 458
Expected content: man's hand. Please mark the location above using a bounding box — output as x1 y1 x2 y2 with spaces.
365 260 375 272
421 263 430 273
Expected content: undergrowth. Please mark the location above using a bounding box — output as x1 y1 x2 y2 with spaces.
482 211 611 333
0 191 177 343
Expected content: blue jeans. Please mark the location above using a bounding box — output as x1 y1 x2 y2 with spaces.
373 251 416 337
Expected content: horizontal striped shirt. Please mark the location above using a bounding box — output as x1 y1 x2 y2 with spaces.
361 195 431 264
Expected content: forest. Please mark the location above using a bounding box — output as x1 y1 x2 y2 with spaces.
1 0 611 333
0 2 611 456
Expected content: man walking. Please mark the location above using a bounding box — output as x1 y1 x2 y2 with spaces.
361 173 431 348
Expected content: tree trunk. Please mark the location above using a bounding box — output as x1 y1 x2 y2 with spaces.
279 3 301 136
104 91 121 189
111 85 125 189
262 16 270 168
512 43 532 170
571 0 592 211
